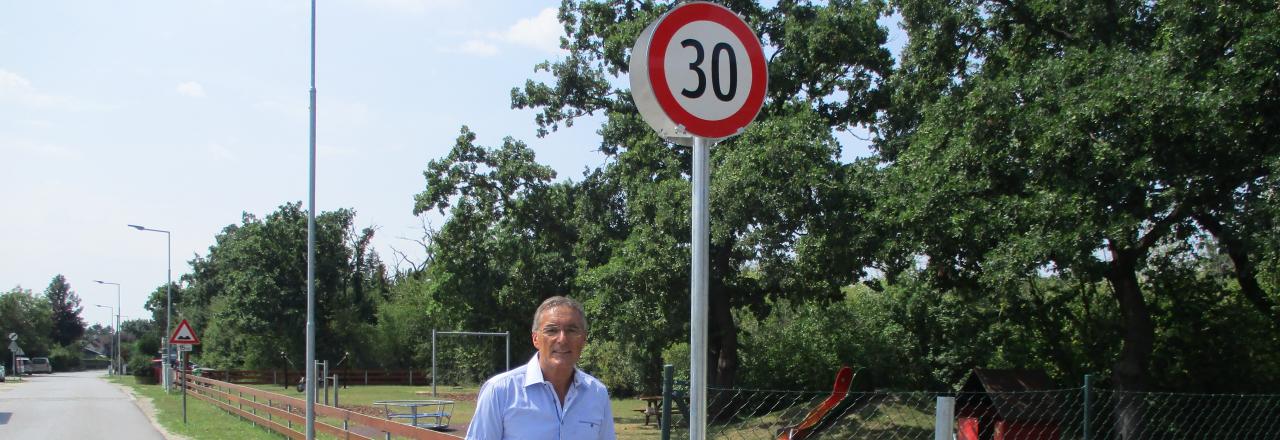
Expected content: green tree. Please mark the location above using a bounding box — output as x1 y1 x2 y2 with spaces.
0 287 55 369
412 127 571 362
501 0 893 390
44 275 86 346
877 0 1278 434
119 318 157 364
182 203 386 369
83 323 113 357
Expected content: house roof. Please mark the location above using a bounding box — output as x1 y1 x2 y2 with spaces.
958 368 1064 423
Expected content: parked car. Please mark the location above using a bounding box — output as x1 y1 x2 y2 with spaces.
29 357 52 374
15 356 30 375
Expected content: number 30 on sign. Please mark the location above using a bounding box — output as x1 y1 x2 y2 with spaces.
630 2 767 145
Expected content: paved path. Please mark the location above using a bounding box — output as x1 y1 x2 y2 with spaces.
0 370 165 439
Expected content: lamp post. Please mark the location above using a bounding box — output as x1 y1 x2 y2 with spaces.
129 224 172 391
93 304 116 374
93 280 122 376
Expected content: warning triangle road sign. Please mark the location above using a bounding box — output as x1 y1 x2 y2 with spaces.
169 319 201 344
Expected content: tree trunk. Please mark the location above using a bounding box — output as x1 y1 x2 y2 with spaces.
1105 245 1154 439
706 244 741 424
708 243 739 389
710 286 738 388
1194 212 1280 330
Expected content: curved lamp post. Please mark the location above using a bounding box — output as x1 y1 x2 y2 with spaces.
93 304 116 373
92 281 122 375
128 224 172 391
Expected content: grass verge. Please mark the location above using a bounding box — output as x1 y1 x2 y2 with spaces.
108 376 283 440
246 382 665 439
111 376 666 439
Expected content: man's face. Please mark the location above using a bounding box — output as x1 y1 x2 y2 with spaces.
532 305 587 375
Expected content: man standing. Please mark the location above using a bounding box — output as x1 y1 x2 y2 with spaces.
466 296 616 439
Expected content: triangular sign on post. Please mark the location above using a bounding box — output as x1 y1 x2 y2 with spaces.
169 319 201 344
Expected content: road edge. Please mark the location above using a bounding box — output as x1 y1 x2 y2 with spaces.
107 377 193 440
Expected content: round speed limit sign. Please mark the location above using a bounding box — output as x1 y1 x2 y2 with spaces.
630 2 767 144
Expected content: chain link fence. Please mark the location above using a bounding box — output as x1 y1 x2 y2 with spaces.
655 377 1280 439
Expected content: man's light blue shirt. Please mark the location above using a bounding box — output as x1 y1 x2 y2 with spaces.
465 354 616 440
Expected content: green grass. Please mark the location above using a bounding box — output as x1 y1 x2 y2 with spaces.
246 382 665 439
108 376 283 440
114 376 666 439
114 376 933 439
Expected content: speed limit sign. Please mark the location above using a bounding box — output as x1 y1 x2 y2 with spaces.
630 2 767 144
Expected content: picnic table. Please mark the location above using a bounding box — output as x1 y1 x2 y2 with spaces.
636 396 662 426
373 399 455 430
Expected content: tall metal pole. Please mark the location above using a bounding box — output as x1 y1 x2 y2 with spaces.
1083 374 1094 440
431 329 437 397
94 281 123 376
94 304 114 370
165 230 172 391
129 225 173 390
115 285 121 376
304 0 318 437
690 135 709 440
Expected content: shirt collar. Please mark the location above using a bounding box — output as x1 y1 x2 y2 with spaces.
522 353 582 389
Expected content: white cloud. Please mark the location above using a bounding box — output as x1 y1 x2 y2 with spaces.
446 8 564 57
452 39 499 57
0 68 94 110
494 8 564 54
363 0 459 14
177 81 206 98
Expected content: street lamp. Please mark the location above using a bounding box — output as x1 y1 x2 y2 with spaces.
93 280 122 376
129 224 172 391
93 304 116 374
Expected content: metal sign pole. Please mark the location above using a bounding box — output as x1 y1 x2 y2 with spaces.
431 329 436 397
690 135 709 440
304 0 318 437
182 350 188 424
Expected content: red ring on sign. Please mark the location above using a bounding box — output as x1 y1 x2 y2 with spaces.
648 2 767 139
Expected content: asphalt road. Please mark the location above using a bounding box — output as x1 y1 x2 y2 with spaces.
0 369 166 439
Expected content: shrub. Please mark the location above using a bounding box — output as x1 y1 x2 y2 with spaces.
130 354 157 383
735 292 914 391
49 345 82 371
580 339 645 396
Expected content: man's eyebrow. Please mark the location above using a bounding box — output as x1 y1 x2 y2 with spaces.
542 324 583 330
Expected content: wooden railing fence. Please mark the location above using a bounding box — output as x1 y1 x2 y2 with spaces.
203 369 433 386
181 373 459 439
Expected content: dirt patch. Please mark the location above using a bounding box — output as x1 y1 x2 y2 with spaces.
414 391 478 402
344 404 387 418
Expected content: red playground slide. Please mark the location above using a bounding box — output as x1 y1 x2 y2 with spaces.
776 366 854 440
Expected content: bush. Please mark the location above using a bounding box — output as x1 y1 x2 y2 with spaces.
130 354 155 379
579 339 645 396
734 292 914 391
82 358 111 370
49 345 82 371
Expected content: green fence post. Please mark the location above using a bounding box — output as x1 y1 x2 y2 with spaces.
662 364 673 440
1083 374 1094 440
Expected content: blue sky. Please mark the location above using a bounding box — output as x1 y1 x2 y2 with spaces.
2 1 898 330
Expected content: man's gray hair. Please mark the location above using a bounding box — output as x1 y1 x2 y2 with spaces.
532 296 589 334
